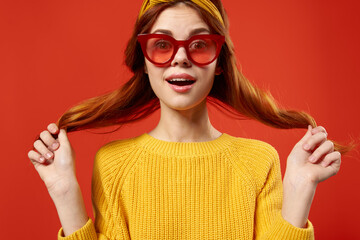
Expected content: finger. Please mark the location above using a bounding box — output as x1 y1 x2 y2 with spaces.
299 125 313 144
28 149 45 164
308 140 335 163
39 130 59 151
47 123 59 134
58 129 70 146
311 126 328 137
33 139 54 161
317 152 341 182
320 151 341 168
303 131 327 151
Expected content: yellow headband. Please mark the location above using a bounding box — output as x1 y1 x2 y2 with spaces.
138 0 225 26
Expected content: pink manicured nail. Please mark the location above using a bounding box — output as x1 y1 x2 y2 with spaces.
303 144 310 150
39 156 45 162
50 126 57 133
309 156 316 162
52 142 59 149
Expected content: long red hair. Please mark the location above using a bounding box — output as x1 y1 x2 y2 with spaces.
54 0 352 154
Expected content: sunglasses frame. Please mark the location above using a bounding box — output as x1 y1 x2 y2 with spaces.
137 33 225 67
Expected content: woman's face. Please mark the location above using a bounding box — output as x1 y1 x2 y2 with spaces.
145 3 220 111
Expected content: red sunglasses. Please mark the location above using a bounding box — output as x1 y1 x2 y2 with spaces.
137 34 225 67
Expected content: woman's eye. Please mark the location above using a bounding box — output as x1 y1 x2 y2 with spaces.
155 40 172 50
190 40 207 50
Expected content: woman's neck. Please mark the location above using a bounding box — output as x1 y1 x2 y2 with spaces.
148 100 221 142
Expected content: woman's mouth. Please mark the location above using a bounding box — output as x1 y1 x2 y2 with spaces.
165 73 196 93
166 78 196 86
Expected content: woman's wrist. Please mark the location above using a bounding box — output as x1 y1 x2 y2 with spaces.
52 181 89 236
47 174 79 202
282 174 317 228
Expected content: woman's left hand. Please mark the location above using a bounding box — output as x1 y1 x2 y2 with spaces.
281 125 341 228
285 125 341 186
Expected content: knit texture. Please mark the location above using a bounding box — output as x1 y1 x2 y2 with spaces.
58 133 314 239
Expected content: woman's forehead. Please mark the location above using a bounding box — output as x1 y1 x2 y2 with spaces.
149 3 210 37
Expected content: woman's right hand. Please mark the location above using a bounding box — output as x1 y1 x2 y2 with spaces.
28 123 77 200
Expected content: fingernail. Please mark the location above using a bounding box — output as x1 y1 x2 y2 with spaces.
46 152 53 159
39 156 45 162
52 142 59 149
303 144 310 150
309 155 316 162
51 126 57 133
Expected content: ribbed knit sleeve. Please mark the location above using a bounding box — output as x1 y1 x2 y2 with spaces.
57 140 132 240
58 218 97 240
253 144 314 240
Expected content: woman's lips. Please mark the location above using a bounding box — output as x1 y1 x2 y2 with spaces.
166 81 194 93
166 73 196 81
165 73 196 93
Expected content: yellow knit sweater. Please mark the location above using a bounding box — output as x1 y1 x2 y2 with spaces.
58 133 314 240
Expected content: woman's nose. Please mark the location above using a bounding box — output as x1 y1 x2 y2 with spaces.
171 47 192 67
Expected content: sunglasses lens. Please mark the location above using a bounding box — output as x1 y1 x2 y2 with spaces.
146 38 174 64
139 34 223 66
189 38 217 64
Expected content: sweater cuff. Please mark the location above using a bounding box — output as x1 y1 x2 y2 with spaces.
58 218 97 240
267 212 315 240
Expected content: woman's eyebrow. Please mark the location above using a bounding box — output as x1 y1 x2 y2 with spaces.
189 28 210 36
151 27 210 36
152 29 173 35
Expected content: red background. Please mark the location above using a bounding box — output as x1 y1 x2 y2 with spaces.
1 0 360 239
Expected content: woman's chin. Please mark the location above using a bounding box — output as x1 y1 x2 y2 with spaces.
159 98 207 112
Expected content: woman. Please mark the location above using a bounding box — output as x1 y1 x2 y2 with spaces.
28 0 348 239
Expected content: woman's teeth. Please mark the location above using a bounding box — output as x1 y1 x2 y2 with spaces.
167 78 195 86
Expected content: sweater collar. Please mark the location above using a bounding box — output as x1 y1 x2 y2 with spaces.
134 133 234 156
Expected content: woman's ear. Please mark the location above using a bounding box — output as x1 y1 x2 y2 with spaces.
215 66 223 75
